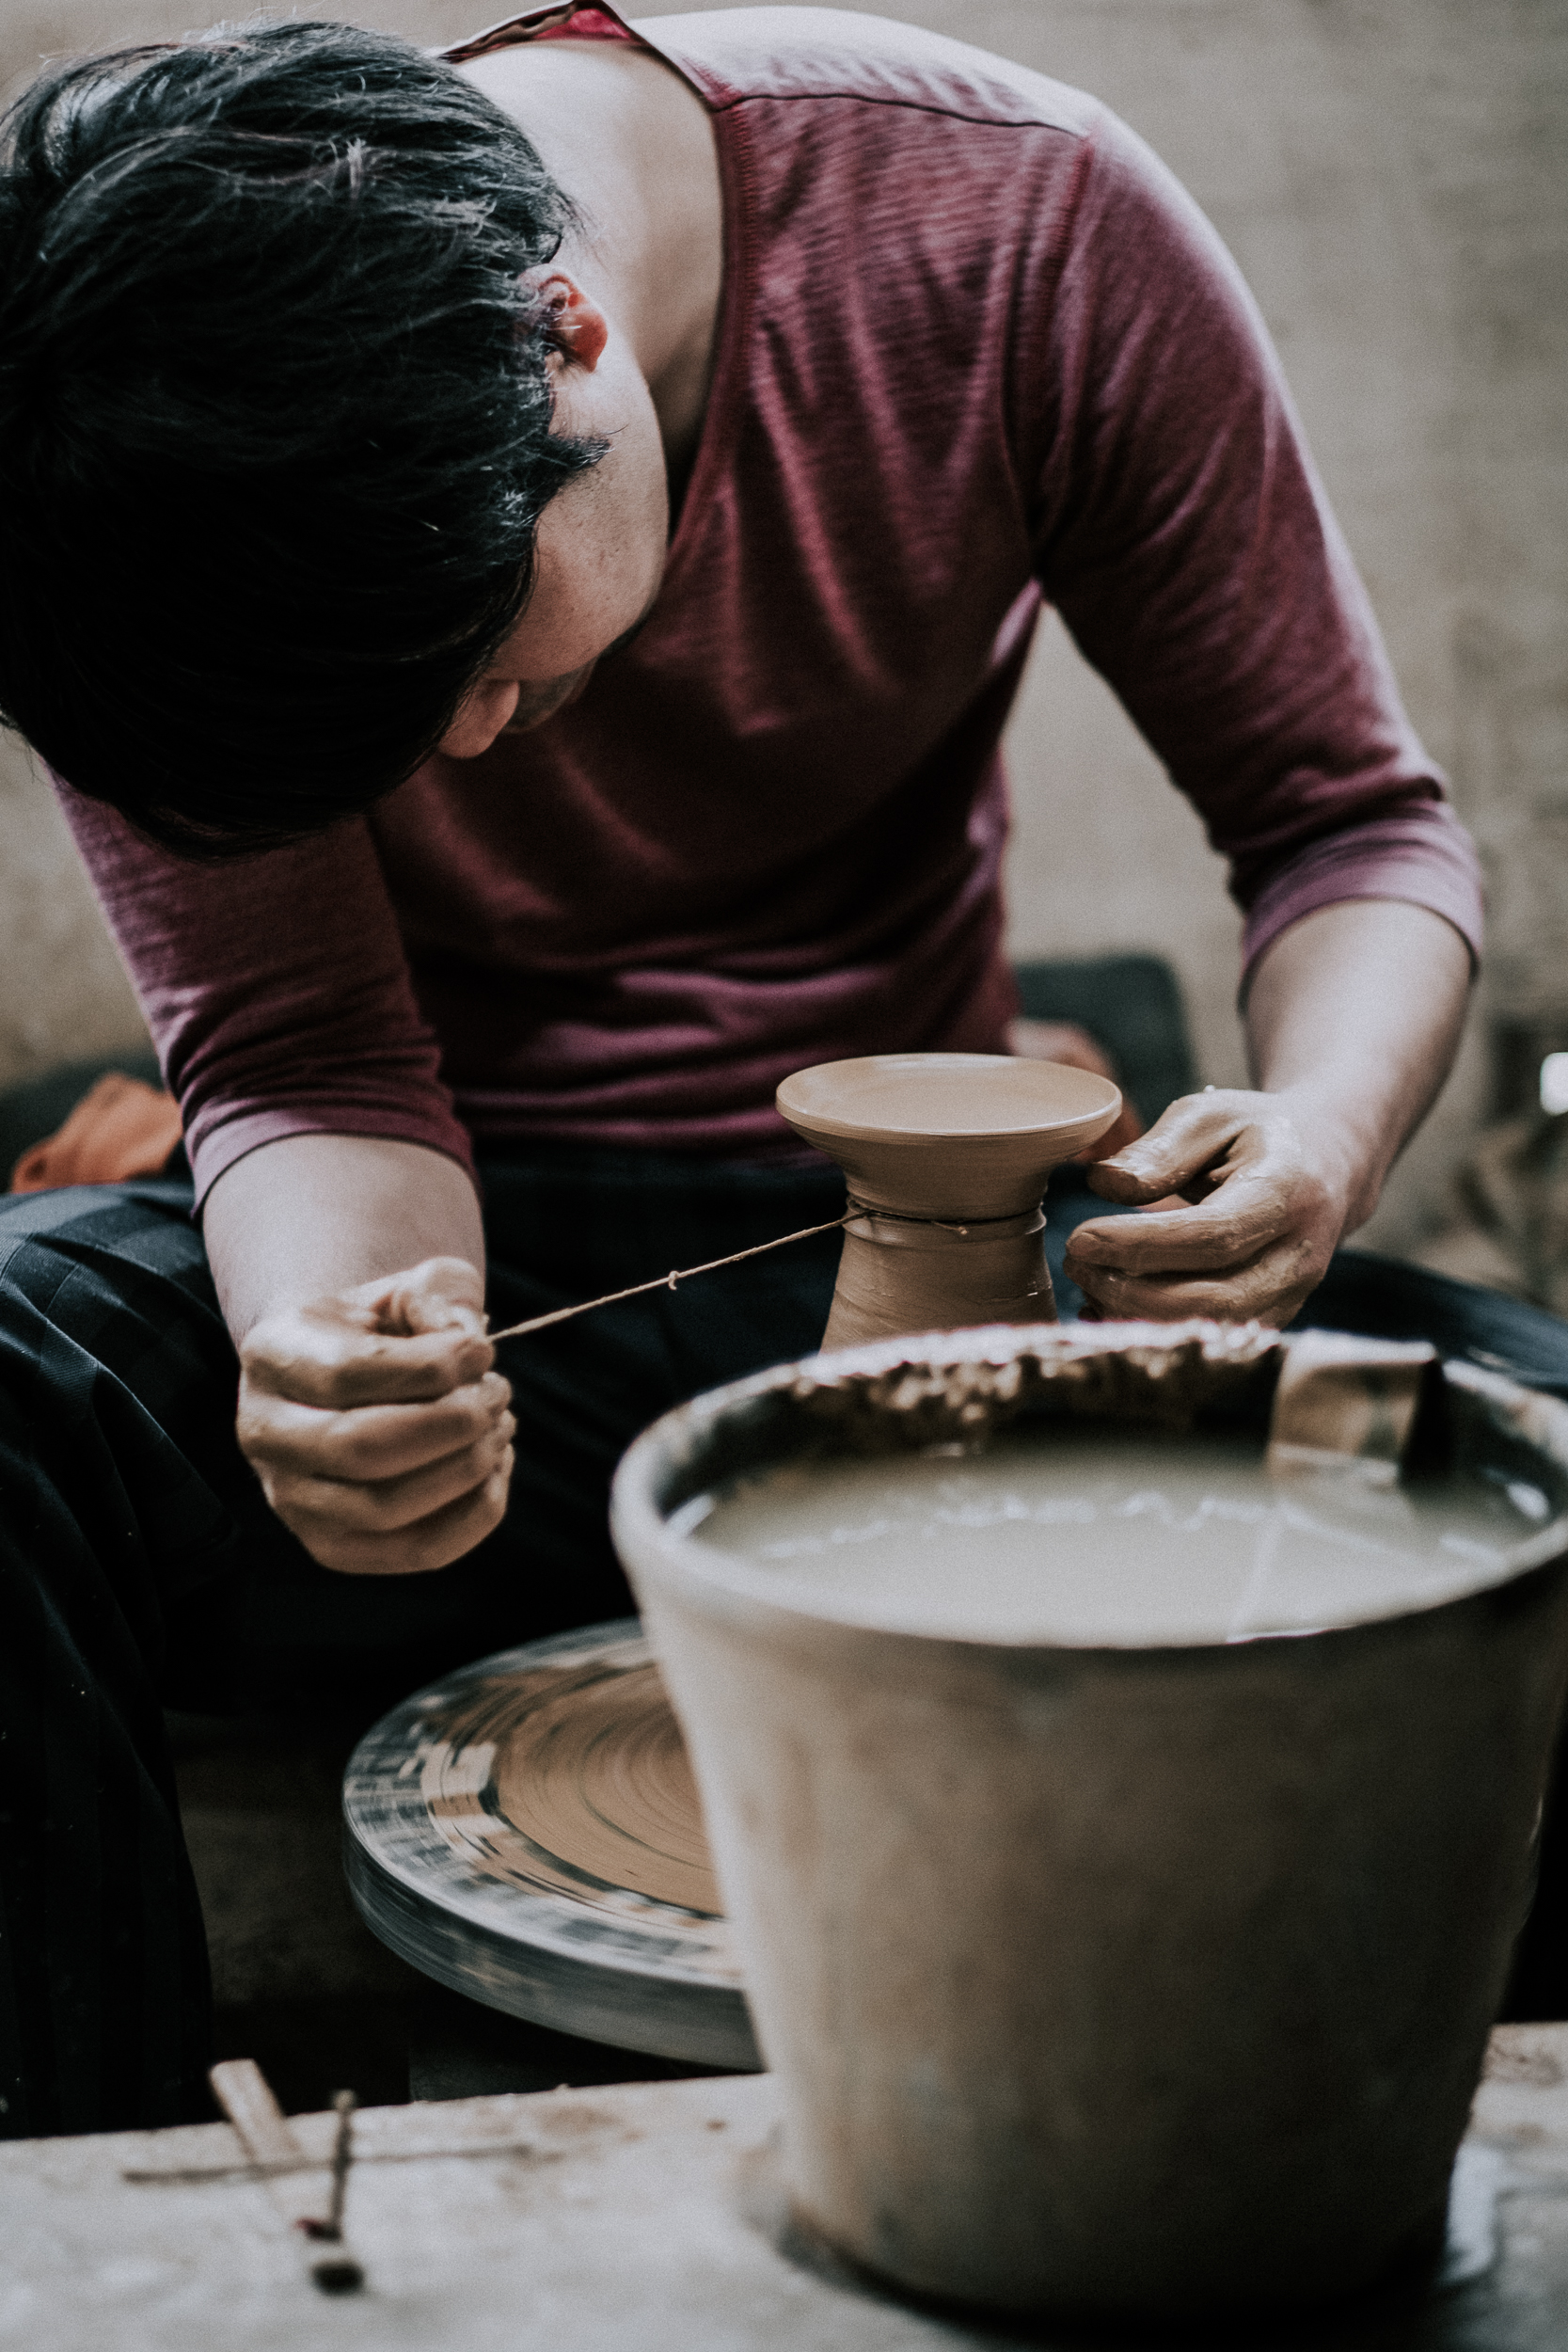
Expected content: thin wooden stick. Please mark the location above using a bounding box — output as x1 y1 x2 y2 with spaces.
296 2091 361 2295
208 2059 364 2296
327 2092 356 2236
123 2137 561 2186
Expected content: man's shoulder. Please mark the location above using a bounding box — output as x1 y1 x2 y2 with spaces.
633 8 1095 137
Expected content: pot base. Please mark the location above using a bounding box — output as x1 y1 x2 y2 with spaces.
777 2187 1460 2332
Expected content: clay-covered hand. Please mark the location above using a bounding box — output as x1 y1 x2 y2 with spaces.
237 1256 515 1574
1061 1089 1345 1327
1006 1017 1145 1159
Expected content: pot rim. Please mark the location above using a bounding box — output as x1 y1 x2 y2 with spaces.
609 1318 1568 1658
774 1051 1120 1146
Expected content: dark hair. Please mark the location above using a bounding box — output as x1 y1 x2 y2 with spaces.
0 17 604 854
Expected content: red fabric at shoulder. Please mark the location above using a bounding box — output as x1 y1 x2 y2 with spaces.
1022 111 1481 970
53 782 477 1207
441 4 642 65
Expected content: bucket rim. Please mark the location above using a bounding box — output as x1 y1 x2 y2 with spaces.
609 1319 1568 1658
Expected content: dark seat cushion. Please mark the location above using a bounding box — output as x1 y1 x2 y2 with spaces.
1013 952 1199 1127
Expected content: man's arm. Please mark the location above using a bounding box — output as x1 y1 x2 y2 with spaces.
53 787 512 1573
206 1133 515 1574
1062 900 1471 1326
1017 117 1481 1324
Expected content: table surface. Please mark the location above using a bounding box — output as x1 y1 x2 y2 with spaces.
5 2026 1568 2350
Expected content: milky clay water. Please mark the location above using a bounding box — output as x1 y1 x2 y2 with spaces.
674 1427 1560 1645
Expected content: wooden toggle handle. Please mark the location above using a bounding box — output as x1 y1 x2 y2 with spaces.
208 2057 308 2169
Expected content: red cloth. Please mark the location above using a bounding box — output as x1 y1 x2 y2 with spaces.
56 5 1481 1205
9 1073 182 1194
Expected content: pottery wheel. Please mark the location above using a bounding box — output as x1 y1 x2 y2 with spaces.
343 1619 759 2069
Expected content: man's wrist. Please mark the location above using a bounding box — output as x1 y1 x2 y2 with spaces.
1259 1078 1386 1234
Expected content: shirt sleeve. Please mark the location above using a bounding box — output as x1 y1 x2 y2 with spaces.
1021 108 1481 980
55 782 477 1208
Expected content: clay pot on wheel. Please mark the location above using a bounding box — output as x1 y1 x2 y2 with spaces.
610 1323 1568 2325
776 1053 1121 1348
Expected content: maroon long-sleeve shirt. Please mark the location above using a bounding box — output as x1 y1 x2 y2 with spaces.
58 5 1481 1204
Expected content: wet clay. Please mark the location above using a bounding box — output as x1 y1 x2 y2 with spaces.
682 1427 1546 1645
776 1054 1121 1348
420 1659 721 1916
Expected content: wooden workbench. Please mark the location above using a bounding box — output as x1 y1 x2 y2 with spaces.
5 2026 1568 2348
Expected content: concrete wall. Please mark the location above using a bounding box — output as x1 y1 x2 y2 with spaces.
2 1 1562 1250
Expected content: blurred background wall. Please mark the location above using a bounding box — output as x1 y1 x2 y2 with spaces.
1 0 1562 1253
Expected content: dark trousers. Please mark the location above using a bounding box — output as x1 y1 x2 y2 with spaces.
7 1155 1568 2138
0 1149 848 2138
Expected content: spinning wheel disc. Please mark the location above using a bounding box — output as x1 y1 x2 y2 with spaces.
343 1620 759 2069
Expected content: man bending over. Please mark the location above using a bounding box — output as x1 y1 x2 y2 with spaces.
0 6 1477 2133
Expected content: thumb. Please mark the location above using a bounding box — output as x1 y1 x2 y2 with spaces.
1085 1091 1239 1206
372 1257 489 1341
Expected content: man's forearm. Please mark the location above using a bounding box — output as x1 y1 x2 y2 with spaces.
1243 899 1472 1232
203 1132 486 1344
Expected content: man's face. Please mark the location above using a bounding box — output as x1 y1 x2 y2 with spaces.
437 288 669 757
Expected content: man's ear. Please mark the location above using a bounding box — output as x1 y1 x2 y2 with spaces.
522 269 609 370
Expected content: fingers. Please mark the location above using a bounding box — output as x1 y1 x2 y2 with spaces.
235 1255 514 1574
238 1372 515 1484
1062 1089 1343 1328
245 1320 496 1408
1067 1164 1332 1279
1072 1099 1145 1163
279 1454 515 1578
347 1256 488 1340
1085 1091 1258 1207
242 1257 495 1410
238 1362 516 1572
268 1427 515 1544
1065 1232 1329 1329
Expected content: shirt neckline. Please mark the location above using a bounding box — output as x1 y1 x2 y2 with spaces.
440 4 752 597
